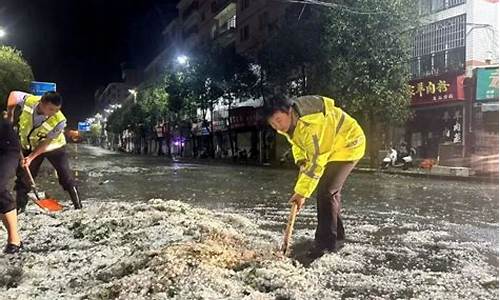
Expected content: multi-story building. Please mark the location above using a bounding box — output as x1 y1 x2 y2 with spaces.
405 0 498 168
144 0 289 83
234 0 287 57
141 0 291 160
95 83 132 112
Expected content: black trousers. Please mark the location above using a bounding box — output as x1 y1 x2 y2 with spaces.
315 161 357 251
0 149 19 214
15 147 75 195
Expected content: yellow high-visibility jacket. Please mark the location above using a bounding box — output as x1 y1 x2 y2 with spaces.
18 95 67 152
278 95 366 198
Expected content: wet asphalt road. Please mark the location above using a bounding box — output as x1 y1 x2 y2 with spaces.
32 145 499 272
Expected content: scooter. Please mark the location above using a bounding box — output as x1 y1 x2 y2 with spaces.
382 147 416 170
381 148 398 169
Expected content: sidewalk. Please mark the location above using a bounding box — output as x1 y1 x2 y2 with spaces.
170 155 499 183
354 166 498 183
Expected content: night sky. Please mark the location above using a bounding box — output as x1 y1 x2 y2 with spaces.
0 0 177 127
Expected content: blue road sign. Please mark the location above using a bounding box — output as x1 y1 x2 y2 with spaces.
78 122 91 132
30 81 56 96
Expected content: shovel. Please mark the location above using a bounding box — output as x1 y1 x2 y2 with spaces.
281 202 298 256
20 151 63 212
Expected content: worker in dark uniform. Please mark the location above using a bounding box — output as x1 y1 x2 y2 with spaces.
0 112 22 253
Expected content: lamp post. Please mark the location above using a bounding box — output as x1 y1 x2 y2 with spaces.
176 55 189 66
128 89 137 103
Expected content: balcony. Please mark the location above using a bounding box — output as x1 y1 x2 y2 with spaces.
213 0 235 19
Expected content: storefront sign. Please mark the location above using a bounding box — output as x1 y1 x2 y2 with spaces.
213 110 228 132
410 74 465 106
476 67 499 101
230 107 257 129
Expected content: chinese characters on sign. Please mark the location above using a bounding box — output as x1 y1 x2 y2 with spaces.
410 74 465 106
475 67 499 101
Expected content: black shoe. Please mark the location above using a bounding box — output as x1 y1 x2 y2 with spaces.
309 240 345 259
3 242 23 254
307 246 328 260
16 193 29 214
335 239 345 252
68 187 82 209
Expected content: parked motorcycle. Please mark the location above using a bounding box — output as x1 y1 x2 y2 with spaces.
381 146 416 170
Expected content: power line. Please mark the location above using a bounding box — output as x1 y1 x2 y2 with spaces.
274 0 389 15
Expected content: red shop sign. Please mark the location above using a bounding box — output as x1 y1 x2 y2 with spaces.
410 73 465 106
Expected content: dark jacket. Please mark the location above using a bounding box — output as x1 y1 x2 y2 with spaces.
0 119 20 152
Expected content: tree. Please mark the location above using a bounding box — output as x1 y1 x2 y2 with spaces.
137 80 168 129
164 70 193 157
258 5 324 97
178 45 258 158
207 46 259 158
319 0 418 166
0 46 34 109
260 1 417 166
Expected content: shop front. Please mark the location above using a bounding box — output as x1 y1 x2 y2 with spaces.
471 66 498 174
407 72 467 164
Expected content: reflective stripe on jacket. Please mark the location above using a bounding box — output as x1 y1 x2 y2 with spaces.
278 95 365 198
18 95 67 152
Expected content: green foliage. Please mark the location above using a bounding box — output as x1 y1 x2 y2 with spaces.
259 1 417 126
107 80 168 134
106 105 127 134
137 81 168 127
259 6 324 96
0 46 34 109
90 123 102 136
319 0 418 125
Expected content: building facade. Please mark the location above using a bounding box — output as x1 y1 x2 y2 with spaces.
405 0 498 170
140 0 291 161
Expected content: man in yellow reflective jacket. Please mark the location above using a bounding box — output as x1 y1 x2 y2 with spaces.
264 95 365 256
6 91 82 212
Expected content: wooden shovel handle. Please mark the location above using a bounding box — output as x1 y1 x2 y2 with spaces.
19 151 36 187
282 202 298 255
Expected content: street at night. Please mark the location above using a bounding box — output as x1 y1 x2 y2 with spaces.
0 0 498 299
0 145 497 299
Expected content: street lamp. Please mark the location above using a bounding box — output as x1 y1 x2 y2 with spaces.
128 89 137 103
176 55 189 66
0 28 6 39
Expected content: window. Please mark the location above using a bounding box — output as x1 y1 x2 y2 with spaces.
411 14 466 77
211 25 217 39
201 12 206 21
448 0 466 7
447 47 465 70
413 14 465 57
418 0 466 14
431 0 445 12
433 51 446 74
221 15 236 32
411 48 465 78
241 0 250 11
421 55 432 76
411 58 420 76
259 12 269 31
240 25 249 41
